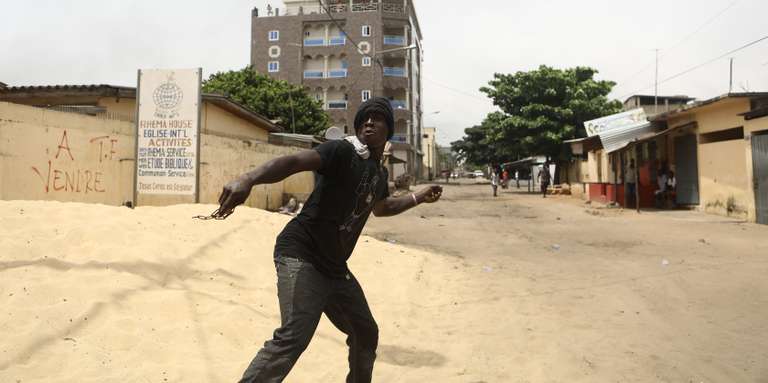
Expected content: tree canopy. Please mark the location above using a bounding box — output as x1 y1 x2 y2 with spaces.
452 65 622 165
202 66 330 135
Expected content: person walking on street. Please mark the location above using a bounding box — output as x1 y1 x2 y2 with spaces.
214 97 444 383
491 169 500 197
501 167 509 189
537 162 551 198
625 158 637 207
655 164 669 208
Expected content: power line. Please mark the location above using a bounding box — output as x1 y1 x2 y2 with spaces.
615 0 741 91
422 76 490 102
618 33 768 99
662 0 741 55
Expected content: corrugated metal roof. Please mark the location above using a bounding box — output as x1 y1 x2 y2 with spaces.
600 120 654 153
584 108 654 153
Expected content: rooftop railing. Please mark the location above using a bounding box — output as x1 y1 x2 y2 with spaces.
382 2 406 13
352 3 378 12
253 2 405 17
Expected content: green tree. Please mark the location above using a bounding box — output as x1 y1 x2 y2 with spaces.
480 65 622 159
451 112 509 166
202 66 330 135
454 65 622 164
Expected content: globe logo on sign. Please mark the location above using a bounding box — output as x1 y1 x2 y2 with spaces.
152 73 184 119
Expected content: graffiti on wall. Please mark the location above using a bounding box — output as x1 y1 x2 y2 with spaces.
30 130 119 194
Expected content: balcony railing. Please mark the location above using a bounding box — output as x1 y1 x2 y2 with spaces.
383 35 405 46
327 100 348 109
388 100 407 110
383 67 406 77
390 134 407 143
382 3 406 13
352 3 378 12
323 4 348 13
303 70 324 79
327 69 348 78
328 36 346 46
303 38 325 46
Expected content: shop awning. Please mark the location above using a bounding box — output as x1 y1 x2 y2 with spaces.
584 108 655 153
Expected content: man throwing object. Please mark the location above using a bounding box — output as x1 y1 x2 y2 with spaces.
216 97 442 383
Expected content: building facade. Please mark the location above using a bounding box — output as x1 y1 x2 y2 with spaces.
421 126 438 180
565 93 768 224
250 0 424 179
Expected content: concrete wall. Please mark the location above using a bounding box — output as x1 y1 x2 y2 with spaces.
0 102 313 209
202 102 270 142
199 133 313 210
694 98 748 135
665 98 763 221
699 139 750 218
690 99 751 219
585 149 618 184
0 102 135 205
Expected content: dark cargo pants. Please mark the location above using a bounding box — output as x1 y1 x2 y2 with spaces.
239 254 379 383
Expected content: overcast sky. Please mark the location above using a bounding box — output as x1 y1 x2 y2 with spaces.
2 0 767 145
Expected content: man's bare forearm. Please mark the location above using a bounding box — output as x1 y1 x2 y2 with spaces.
240 151 321 187
373 194 420 217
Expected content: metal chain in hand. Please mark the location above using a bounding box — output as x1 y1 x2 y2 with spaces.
192 207 234 220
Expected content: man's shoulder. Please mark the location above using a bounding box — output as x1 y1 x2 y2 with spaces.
317 139 354 155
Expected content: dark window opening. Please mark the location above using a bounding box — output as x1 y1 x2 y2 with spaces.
700 127 744 144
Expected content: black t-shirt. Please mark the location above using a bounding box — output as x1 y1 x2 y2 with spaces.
274 140 389 278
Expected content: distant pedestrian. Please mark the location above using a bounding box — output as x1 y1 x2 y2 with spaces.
501 168 509 189
491 170 500 197
537 163 551 198
625 158 637 207
655 164 669 208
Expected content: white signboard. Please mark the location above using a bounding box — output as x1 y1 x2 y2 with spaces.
135 68 201 196
584 108 647 137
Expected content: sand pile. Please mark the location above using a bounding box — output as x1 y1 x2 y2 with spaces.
0 200 470 382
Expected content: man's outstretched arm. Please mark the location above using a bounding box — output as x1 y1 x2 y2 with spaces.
218 150 322 214
372 185 442 217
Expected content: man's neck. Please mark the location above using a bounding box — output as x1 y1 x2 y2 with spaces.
356 134 385 161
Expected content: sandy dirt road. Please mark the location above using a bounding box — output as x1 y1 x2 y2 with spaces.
363 182 768 382
1 182 767 382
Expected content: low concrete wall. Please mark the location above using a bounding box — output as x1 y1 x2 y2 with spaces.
0 102 314 209
698 139 751 219
0 102 134 205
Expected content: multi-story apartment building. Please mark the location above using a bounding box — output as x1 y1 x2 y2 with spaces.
250 0 424 180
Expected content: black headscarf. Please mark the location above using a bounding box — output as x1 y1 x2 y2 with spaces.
354 97 394 140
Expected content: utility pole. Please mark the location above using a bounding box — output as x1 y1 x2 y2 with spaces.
654 48 659 115
729 57 734 93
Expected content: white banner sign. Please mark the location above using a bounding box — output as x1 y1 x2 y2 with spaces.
135 68 201 195
584 108 647 137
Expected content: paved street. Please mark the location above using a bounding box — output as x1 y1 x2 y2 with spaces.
363 182 768 382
